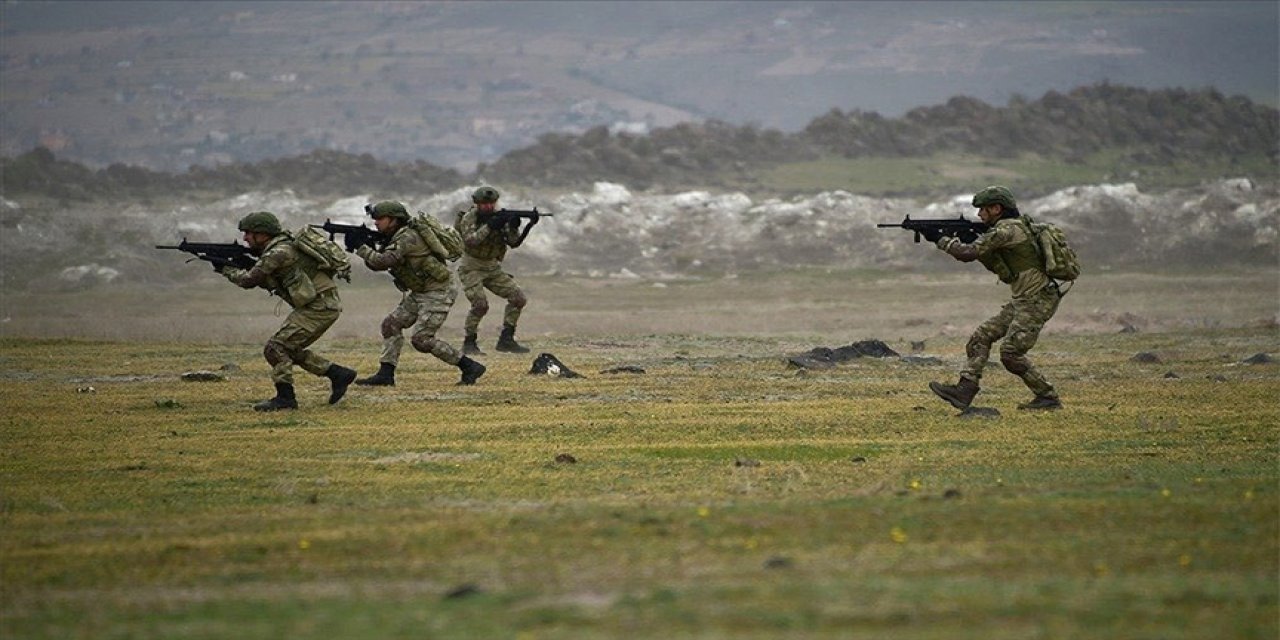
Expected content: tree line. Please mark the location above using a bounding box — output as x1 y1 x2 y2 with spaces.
3 83 1275 201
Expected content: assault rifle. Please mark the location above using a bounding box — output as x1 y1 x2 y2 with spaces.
877 215 988 243
312 219 383 252
485 207 554 228
155 238 256 272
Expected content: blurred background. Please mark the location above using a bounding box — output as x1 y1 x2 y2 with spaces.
0 1 1276 339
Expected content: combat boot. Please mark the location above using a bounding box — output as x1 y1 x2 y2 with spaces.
495 326 530 354
457 356 487 385
928 377 980 410
1018 395 1063 410
324 364 357 404
254 383 298 412
355 362 396 387
462 334 486 356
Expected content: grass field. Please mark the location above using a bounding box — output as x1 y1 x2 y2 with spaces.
753 152 1278 199
1 269 1277 638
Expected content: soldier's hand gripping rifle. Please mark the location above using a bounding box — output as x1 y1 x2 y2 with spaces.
311 219 383 253
485 207 554 229
877 215 988 243
485 207 553 246
155 238 257 272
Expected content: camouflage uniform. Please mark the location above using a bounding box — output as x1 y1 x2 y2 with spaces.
937 216 1061 399
355 225 462 367
223 234 342 386
455 205 529 335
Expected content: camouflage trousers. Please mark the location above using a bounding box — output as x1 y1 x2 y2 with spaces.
961 285 1061 398
264 289 341 385
379 284 462 367
458 262 527 335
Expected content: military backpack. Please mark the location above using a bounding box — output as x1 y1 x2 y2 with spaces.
289 226 353 282
1021 216 1080 282
409 212 464 262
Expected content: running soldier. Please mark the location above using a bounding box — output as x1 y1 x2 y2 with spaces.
351 201 486 386
454 186 538 355
221 211 357 411
925 186 1064 411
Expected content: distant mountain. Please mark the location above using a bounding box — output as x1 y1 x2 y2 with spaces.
1 1 1275 172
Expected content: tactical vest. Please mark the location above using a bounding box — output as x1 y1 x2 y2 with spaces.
260 236 334 307
977 219 1043 284
456 208 510 262
386 226 450 293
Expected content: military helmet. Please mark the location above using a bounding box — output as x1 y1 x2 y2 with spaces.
971 185 1017 210
365 200 410 220
471 186 500 204
237 211 282 235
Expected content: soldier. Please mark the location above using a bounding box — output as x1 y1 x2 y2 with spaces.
455 186 538 355
925 186 1063 411
350 201 485 386
221 211 357 411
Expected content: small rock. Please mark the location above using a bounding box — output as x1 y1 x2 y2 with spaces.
1242 352 1275 365
1163 371 1180 379
554 453 577 464
1119 323 1139 333
1130 352 1161 364
443 584 482 600
958 406 1000 419
600 365 645 375
1207 374 1228 382
306 492 319 504
943 489 962 499
734 457 760 468
154 398 182 409
181 370 226 382
763 556 792 569
75 386 96 394
220 362 241 372
850 456 867 463
910 341 926 352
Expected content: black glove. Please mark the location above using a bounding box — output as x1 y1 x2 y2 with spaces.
486 214 507 230
920 228 944 243
343 234 363 253
506 215 520 229
211 261 226 274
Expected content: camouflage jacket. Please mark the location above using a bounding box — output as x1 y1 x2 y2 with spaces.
937 216 1050 298
455 206 523 267
223 234 337 308
355 225 451 292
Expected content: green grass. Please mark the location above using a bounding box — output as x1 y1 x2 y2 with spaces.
1 315 1277 638
753 152 1278 198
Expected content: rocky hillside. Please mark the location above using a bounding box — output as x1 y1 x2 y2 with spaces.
2 85 1276 201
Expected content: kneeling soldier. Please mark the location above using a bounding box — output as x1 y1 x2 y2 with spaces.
353 201 485 386
222 211 357 411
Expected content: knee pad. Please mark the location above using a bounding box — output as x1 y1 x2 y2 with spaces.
263 340 290 366
509 291 528 309
380 315 406 339
966 335 990 359
470 299 490 316
1001 354 1030 375
410 334 439 354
